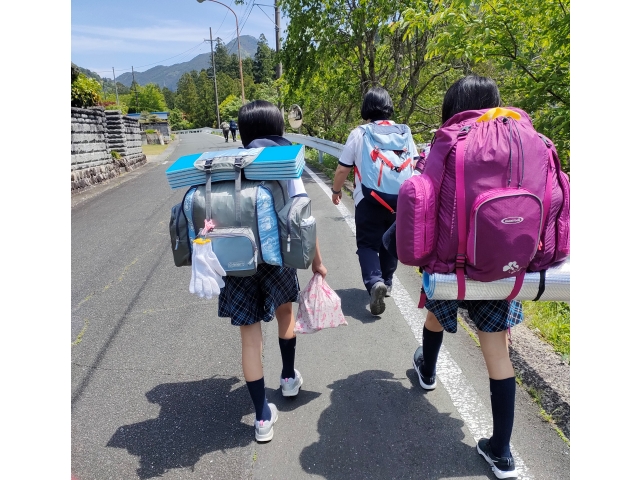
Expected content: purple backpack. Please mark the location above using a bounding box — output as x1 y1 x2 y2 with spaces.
395 107 570 300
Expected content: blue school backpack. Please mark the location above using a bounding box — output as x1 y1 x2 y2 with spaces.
356 121 415 202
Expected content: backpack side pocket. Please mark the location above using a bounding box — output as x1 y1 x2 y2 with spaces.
169 202 192 267
396 174 438 266
278 197 317 270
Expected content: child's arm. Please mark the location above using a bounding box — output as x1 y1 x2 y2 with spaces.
311 237 327 278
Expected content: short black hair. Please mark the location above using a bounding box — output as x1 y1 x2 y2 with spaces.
238 100 285 147
360 87 394 121
441 75 501 124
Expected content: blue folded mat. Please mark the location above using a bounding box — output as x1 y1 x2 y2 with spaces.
166 145 305 189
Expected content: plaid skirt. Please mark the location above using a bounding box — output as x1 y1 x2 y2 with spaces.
425 299 524 334
218 263 300 326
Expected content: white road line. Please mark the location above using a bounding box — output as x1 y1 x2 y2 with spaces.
304 165 532 479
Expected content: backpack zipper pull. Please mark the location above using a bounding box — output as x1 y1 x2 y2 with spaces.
287 234 291 252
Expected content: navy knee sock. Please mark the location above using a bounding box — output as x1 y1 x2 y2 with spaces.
421 326 443 381
279 337 296 380
246 377 271 422
489 377 516 458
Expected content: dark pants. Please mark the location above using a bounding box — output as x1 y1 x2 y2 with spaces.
355 192 398 294
230 129 237 141
223 129 229 141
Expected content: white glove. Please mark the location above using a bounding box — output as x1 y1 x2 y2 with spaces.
189 239 227 299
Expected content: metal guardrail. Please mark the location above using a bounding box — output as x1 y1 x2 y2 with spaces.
284 133 344 164
174 127 219 134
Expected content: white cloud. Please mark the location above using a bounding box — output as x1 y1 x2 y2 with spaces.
71 24 205 43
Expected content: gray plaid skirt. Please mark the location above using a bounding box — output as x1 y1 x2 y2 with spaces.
425 299 524 334
218 263 300 326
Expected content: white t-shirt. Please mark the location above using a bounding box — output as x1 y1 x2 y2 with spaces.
338 120 419 206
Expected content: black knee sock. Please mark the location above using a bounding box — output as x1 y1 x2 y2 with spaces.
421 326 443 381
489 377 516 458
279 337 296 380
246 377 271 422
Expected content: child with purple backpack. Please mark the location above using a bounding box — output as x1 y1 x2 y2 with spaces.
411 76 523 479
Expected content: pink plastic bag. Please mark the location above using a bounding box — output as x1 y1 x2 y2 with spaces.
294 274 348 334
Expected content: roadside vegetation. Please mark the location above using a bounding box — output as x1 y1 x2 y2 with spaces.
142 144 169 156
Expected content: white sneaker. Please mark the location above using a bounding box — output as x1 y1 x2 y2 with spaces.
280 369 303 397
254 403 278 442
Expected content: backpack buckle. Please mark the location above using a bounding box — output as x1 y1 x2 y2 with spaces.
455 254 466 268
458 126 471 137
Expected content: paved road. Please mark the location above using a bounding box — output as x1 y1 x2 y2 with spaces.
71 133 570 480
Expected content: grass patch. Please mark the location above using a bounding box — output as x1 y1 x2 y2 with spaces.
142 143 169 156
522 301 570 363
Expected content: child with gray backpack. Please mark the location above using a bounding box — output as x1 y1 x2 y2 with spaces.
218 100 327 442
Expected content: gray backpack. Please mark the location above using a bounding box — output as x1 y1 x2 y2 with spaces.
169 156 317 275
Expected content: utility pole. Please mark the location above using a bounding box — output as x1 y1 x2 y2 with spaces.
275 1 282 79
112 67 119 107
206 27 221 128
131 66 140 112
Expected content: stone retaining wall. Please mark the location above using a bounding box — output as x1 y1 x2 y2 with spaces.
71 107 146 194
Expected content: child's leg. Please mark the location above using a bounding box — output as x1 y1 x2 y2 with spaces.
275 302 296 379
421 310 444 379
240 322 271 421
477 330 516 458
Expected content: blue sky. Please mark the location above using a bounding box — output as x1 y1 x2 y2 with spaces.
72 0 288 80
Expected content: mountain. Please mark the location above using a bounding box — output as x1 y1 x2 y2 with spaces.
111 35 260 91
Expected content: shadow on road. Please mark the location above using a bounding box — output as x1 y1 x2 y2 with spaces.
106 376 320 479
333 287 381 323
300 369 489 479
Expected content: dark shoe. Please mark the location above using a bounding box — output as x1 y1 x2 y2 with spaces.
369 282 387 315
412 346 437 390
477 438 517 479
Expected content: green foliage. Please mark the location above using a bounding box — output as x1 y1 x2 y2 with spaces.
253 33 275 84
110 150 122 159
398 0 570 170
137 83 168 112
144 129 156 134
162 87 175 109
71 73 102 108
219 95 243 121
523 301 570 361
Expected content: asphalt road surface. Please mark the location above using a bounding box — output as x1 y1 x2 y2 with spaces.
71 132 570 480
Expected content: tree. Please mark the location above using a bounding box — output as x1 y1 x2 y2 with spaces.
162 87 176 109
219 95 243 122
398 0 570 168
214 38 232 75
253 34 275 84
137 83 168 112
195 70 216 128
175 72 199 121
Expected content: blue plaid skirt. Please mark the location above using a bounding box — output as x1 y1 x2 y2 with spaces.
218 263 300 326
425 299 523 334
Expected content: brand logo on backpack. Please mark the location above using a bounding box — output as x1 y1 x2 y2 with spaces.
501 217 524 224
502 261 521 274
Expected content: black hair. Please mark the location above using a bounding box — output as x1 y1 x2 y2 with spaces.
238 100 285 147
441 75 501 124
360 87 394 121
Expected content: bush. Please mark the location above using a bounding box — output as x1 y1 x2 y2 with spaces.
110 150 122 159
145 129 156 134
71 74 101 108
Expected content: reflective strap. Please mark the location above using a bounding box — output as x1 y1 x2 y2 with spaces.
205 171 212 221
234 157 242 226
370 191 395 214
